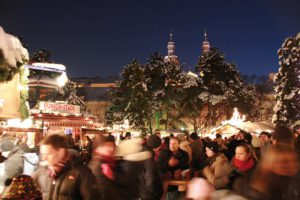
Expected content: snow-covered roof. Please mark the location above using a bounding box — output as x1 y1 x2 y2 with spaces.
26 63 66 73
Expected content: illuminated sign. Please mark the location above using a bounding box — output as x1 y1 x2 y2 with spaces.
39 101 80 114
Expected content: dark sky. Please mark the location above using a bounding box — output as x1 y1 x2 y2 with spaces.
0 0 299 78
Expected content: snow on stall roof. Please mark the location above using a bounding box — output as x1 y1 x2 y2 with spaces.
29 62 66 72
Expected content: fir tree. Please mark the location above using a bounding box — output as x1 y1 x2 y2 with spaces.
272 33 300 126
111 60 152 133
29 49 52 63
179 72 205 131
195 48 257 126
63 81 86 111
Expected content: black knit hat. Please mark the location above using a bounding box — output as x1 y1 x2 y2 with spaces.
147 134 162 149
205 142 219 153
190 132 199 140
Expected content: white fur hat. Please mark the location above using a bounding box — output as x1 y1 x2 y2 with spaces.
115 138 151 161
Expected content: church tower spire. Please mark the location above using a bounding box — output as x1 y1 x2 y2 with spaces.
164 31 179 63
202 28 210 53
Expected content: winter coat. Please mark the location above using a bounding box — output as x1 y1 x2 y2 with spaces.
111 138 152 200
157 148 189 176
203 153 233 189
88 156 120 200
0 147 24 194
32 155 100 200
179 140 192 164
139 148 163 200
190 139 204 170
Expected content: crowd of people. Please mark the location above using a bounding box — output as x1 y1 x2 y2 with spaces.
0 125 299 200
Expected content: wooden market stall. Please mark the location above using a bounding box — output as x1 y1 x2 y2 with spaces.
0 127 42 149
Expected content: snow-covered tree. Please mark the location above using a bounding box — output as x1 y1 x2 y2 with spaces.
29 49 52 63
178 72 206 131
195 48 257 126
272 33 300 126
63 80 86 111
109 60 153 133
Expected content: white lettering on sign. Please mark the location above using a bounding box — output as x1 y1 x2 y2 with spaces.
39 102 80 114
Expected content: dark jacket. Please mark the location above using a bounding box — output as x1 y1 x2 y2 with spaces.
32 154 100 200
113 159 145 200
88 156 120 200
139 148 163 200
157 148 189 175
190 139 204 170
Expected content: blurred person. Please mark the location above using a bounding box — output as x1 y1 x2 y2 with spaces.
271 125 293 145
202 142 233 189
189 132 204 175
18 134 30 153
161 136 170 151
214 133 227 151
85 135 93 164
248 144 300 200
186 177 248 200
157 137 189 200
177 134 192 164
148 134 162 161
186 177 215 200
138 134 163 200
243 132 252 145
89 134 119 200
124 131 132 140
0 135 24 195
113 138 152 200
259 132 272 157
32 134 100 200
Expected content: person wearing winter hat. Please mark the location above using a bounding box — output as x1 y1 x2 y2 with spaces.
147 134 162 149
138 135 163 200
189 132 204 174
202 141 233 189
0 135 24 195
114 138 152 200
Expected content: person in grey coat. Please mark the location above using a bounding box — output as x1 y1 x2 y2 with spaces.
0 135 24 195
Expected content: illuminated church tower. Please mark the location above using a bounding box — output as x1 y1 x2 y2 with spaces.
202 29 211 53
164 32 179 63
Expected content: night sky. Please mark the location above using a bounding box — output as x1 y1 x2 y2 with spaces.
0 0 299 78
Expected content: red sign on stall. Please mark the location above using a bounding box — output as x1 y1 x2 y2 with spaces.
39 101 80 114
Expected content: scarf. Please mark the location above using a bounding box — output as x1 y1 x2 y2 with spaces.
232 156 255 172
94 152 116 180
47 151 71 179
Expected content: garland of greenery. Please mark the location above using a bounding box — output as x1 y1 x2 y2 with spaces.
18 66 30 120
